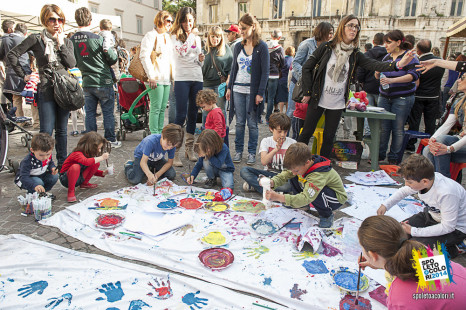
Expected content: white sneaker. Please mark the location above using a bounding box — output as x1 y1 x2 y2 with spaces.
229 128 235 135
242 182 254 192
110 141 122 148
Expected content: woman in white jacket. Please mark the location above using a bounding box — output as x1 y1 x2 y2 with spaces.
170 7 204 166
140 10 174 134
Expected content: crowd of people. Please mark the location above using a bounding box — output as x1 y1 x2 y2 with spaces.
1 4 466 308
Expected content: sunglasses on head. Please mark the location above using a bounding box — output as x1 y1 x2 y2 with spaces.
48 17 64 24
165 19 173 23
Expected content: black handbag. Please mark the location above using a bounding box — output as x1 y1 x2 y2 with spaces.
44 63 85 111
292 76 304 103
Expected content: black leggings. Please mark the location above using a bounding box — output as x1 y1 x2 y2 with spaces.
297 106 344 158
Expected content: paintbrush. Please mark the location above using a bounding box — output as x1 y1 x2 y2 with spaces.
278 217 295 231
153 166 156 196
355 252 362 305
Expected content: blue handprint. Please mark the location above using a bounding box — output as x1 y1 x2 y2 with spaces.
17 280 48 298
96 281 125 302
45 293 72 309
128 299 151 310
182 291 208 310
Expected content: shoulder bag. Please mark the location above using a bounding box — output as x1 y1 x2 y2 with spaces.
128 36 159 82
211 53 228 97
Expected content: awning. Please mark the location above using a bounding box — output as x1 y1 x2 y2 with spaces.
446 16 466 38
0 0 121 34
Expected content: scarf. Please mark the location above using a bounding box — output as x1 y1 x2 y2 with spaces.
332 41 356 83
41 29 57 63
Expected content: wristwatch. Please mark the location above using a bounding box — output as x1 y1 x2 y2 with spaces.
446 146 454 153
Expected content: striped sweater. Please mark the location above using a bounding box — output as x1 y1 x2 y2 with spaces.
379 51 420 99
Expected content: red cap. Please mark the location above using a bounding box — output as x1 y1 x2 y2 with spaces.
225 24 240 34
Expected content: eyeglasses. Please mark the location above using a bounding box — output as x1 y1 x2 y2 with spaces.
48 17 64 24
165 19 173 23
345 24 360 31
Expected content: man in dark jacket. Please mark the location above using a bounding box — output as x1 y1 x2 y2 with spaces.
264 29 285 122
406 39 445 151
0 21 36 127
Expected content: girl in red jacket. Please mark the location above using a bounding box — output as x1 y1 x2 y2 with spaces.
59 132 110 202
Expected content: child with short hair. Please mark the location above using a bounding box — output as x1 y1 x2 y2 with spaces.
60 132 111 203
265 142 347 228
378 154 466 257
197 89 226 138
358 215 466 309
240 112 295 194
15 133 58 195
125 124 184 185
99 19 115 52
187 129 234 189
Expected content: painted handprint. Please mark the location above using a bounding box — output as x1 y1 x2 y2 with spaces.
225 214 246 227
17 280 48 298
244 244 270 259
96 281 124 302
292 251 319 260
272 231 297 243
147 276 172 300
230 227 250 240
182 291 209 310
45 293 72 309
128 299 151 310
213 211 229 219
175 224 194 236
290 283 307 300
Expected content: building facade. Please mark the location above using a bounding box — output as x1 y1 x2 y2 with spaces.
196 0 464 56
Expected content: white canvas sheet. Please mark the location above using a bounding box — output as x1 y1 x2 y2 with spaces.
342 184 424 222
41 181 388 309
0 234 286 310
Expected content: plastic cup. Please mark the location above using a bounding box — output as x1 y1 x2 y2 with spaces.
107 164 114 175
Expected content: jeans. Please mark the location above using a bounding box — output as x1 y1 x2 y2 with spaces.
148 84 170 134
84 86 116 142
125 157 176 185
441 87 452 116
266 78 279 121
378 95 415 162
174 81 203 134
287 80 297 137
27 173 59 193
423 135 466 178
233 91 259 155
240 167 292 194
292 117 305 140
203 159 234 189
363 93 379 137
168 84 176 124
202 85 226 127
407 97 439 149
297 106 344 158
38 94 70 165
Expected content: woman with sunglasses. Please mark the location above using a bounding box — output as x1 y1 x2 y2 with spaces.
377 30 420 164
7 4 75 166
298 15 412 158
423 74 466 179
170 7 204 167
140 10 174 135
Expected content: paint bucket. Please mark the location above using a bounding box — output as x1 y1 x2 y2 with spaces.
32 197 52 221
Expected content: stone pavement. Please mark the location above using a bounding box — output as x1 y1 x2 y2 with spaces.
1 110 464 275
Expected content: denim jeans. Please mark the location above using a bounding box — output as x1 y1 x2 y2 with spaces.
148 84 170 134
287 80 296 137
378 95 415 162
202 85 226 127
38 94 70 165
125 157 176 185
233 91 259 155
266 78 279 121
27 173 59 193
174 81 203 134
240 167 292 194
168 84 176 124
363 93 379 137
423 135 466 178
203 159 234 189
84 86 116 142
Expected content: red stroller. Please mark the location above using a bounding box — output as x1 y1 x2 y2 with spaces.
117 77 151 141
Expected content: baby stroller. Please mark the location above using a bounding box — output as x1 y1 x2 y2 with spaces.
117 77 151 141
0 106 33 174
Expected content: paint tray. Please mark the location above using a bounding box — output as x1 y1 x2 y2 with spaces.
198 248 234 271
200 229 232 247
330 267 369 293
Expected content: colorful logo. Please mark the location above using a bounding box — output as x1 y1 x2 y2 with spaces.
412 242 454 291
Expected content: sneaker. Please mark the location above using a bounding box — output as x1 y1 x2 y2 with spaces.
68 195 77 203
110 140 122 148
80 183 98 189
205 178 216 188
71 131 79 137
124 160 134 168
229 128 235 135
247 154 256 165
233 153 242 163
242 181 254 192
319 214 334 228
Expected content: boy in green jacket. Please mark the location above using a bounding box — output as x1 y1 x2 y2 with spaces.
265 142 347 228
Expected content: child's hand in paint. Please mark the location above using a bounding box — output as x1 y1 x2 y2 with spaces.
187 175 195 185
377 204 387 215
147 173 158 186
358 254 374 270
35 185 46 193
51 167 58 175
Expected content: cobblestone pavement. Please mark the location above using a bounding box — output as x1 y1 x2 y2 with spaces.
1 110 464 273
